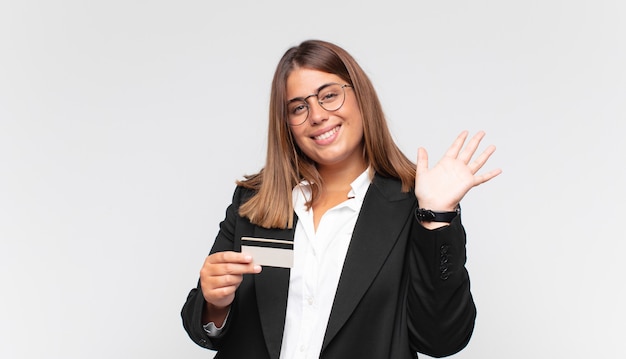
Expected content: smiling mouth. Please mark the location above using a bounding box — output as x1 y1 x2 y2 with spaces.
313 126 340 141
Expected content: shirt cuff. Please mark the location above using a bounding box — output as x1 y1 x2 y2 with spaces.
202 310 230 337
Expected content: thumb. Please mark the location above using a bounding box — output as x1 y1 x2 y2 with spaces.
416 147 428 175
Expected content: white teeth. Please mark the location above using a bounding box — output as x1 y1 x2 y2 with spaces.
314 126 339 140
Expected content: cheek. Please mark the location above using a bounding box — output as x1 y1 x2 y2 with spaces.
347 116 365 139
289 128 309 150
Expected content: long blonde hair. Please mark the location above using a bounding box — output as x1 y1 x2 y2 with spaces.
237 40 416 229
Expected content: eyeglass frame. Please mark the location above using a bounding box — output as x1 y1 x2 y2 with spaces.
285 83 353 126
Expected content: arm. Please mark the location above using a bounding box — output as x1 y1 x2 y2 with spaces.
406 214 476 357
181 187 261 350
407 131 501 356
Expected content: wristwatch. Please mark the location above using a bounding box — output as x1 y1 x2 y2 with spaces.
415 206 460 223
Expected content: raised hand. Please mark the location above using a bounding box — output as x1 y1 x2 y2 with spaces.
414 130 501 212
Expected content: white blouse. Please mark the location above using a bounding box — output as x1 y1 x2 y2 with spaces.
279 169 372 359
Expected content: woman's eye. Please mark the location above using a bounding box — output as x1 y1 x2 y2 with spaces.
290 103 307 114
321 91 338 102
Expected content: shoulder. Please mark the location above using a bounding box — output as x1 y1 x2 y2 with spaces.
371 173 415 202
231 185 257 206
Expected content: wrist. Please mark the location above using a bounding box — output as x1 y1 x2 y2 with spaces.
414 206 460 223
202 302 230 326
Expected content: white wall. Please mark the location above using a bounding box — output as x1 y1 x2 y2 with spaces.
1 1 624 358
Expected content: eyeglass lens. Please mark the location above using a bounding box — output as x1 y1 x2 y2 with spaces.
287 83 347 126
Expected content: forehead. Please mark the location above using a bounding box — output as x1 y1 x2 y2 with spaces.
286 68 344 98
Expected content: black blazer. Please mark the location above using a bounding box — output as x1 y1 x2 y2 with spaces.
182 174 476 359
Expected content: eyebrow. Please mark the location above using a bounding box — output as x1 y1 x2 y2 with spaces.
287 82 335 103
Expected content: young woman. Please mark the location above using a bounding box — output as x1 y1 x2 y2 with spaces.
181 39 501 359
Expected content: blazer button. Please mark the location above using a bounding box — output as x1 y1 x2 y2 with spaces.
440 267 449 280
440 265 450 280
199 339 208 347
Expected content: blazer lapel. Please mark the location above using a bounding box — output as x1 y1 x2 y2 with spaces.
321 175 415 351
253 224 295 359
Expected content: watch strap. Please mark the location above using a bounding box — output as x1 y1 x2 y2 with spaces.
415 207 460 223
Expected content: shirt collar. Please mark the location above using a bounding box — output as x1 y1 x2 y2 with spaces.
346 167 373 203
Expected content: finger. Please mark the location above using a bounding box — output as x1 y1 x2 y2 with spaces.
220 261 262 275
473 168 503 186
415 147 428 175
203 273 241 291
201 264 259 299
213 272 244 289
205 285 238 303
202 281 239 305
467 144 496 174
207 261 261 277
203 257 261 278
208 251 254 265
444 130 469 159
458 131 486 164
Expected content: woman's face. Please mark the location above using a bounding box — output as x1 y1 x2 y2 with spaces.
286 68 365 172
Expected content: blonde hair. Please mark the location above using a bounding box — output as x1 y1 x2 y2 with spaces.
237 40 416 229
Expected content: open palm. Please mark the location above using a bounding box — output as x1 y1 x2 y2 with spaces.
414 131 502 211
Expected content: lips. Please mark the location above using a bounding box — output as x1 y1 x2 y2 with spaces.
312 126 340 141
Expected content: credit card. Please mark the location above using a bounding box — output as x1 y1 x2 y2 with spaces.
241 236 294 268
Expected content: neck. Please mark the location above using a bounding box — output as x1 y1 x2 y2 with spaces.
317 159 368 194
311 158 368 231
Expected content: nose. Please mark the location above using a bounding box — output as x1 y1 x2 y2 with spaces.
306 99 328 125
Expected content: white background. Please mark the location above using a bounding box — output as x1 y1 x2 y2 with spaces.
1 1 624 358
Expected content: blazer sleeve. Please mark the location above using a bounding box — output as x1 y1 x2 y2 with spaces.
180 186 248 351
406 213 477 357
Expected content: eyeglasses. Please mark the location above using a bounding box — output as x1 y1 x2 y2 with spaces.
286 83 352 126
